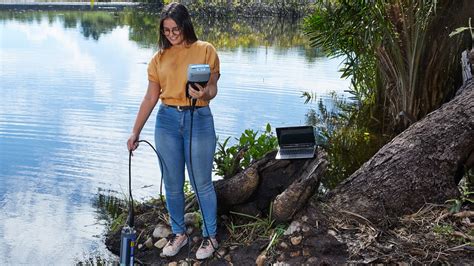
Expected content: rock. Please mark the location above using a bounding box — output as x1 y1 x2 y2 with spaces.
179 260 191 266
279 242 289 249
217 247 228 257
290 250 301 257
255 251 266 266
154 238 168 249
290 235 303 245
153 224 171 238
168 262 178 266
301 215 309 222
144 237 154 249
284 220 301 235
327 229 337 237
184 212 200 226
307 257 318 263
277 253 285 261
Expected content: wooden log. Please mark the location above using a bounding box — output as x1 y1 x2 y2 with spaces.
214 165 260 208
272 150 327 222
215 149 326 218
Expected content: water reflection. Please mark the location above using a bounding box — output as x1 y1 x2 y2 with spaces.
0 10 323 59
0 10 349 264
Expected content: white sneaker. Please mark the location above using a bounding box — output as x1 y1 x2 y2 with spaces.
161 233 188 257
196 237 218 260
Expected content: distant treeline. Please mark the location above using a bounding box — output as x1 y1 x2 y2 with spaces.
139 0 316 18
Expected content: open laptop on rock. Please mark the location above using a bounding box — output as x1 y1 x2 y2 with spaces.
275 126 317 160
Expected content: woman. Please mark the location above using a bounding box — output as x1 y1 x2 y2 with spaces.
126 2 220 260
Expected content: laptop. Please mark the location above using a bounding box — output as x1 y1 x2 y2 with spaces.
275 126 317 160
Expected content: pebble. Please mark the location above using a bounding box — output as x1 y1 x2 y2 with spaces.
154 238 168 249
284 220 301 235
307 257 318 263
327 229 337 237
277 253 285 261
217 247 228 257
290 250 300 257
184 212 199 226
279 242 289 249
290 235 303 245
179 260 191 266
144 237 154 249
255 252 266 266
153 224 171 238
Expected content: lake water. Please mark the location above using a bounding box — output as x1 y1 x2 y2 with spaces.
0 9 349 264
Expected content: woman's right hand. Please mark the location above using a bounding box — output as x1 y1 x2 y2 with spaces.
127 133 140 153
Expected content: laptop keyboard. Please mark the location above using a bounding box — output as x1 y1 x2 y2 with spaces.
280 147 314 155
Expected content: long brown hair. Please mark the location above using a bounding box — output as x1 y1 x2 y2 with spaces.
159 2 198 50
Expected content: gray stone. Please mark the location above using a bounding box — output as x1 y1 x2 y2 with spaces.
144 237 154 249
154 238 168 249
153 224 171 238
284 220 301 235
184 212 200 226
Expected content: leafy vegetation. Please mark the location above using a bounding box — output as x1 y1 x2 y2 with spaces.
446 185 474 213
214 123 278 179
303 92 390 189
301 0 472 188
449 17 473 42
304 0 470 132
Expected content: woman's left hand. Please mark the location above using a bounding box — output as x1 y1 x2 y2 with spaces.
188 83 206 100
188 72 219 102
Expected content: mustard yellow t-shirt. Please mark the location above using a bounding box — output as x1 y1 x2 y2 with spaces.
147 40 220 107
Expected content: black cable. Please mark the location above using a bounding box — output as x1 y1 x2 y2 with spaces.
134 140 192 259
127 150 134 228
188 103 221 259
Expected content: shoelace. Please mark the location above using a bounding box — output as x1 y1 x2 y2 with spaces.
168 234 178 245
200 237 210 248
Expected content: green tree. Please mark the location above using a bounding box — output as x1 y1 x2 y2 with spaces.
304 0 472 132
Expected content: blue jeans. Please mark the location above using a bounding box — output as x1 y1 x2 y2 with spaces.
155 104 217 237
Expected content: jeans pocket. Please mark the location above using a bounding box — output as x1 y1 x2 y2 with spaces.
196 106 213 117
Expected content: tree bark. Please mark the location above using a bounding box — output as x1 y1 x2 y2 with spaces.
324 81 474 227
215 150 327 219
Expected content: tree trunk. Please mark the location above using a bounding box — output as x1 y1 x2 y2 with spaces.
324 81 474 227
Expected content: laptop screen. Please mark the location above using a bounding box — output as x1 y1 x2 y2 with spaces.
276 126 315 146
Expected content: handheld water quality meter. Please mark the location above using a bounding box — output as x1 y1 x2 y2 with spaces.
186 64 211 100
